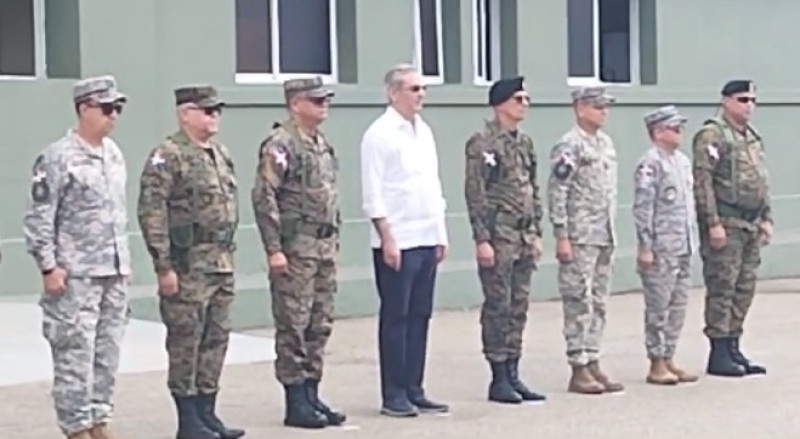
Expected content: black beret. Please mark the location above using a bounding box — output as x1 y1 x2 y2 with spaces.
721 80 755 96
488 76 525 106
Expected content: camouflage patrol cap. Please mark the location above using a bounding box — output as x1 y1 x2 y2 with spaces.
643 105 688 129
283 76 334 100
174 84 224 108
72 75 127 104
570 86 615 105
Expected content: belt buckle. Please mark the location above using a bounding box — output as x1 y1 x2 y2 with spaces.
317 224 333 239
213 229 228 242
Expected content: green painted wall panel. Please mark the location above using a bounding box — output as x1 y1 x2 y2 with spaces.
1 0 799 331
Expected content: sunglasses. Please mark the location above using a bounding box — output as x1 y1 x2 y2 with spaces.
306 96 332 106
513 95 530 104
735 96 757 104
88 102 124 116
189 105 223 116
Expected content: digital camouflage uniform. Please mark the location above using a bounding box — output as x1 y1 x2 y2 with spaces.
22 76 131 438
633 105 698 384
251 77 345 428
547 87 623 394
137 86 244 439
692 80 771 377
464 107 547 404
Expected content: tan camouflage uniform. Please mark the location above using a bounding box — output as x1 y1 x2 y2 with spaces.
251 77 345 428
137 86 244 438
692 79 770 377
547 87 623 394
633 105 698 384
23 76 131 438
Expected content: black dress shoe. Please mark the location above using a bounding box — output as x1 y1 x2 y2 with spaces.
380 398 418 417
409 395 449 414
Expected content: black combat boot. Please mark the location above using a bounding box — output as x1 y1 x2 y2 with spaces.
283 383 327 429
487 361 522 404
171 393 221 439
305 379 347 425
728 337 767 375
196 392 246 438
506 357 547 402
705 338 746 377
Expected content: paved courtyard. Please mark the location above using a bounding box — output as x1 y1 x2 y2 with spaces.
1 279 799 438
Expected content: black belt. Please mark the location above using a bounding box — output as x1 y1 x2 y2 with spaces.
298 222 338 239
193 224 234 244
495 211 534 231
717 201 762 222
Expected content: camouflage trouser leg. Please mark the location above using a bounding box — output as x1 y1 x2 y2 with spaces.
701 224 761 338
478 240 535 362
270 256 335 385
639 254 691 359
41 276 129 436
558 244 614 366
160 272 234 396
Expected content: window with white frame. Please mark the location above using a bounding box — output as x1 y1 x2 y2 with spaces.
472 0 502 85
566 0 638 86
413 0 444 84
0 0 45 79
234 0 339 84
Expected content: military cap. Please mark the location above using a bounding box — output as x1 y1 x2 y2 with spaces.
570 86 615 105
721 79 755 96
72 75 127 104
488 76 526 106
283 76 334 100
643 105 688 129
174 84 224 108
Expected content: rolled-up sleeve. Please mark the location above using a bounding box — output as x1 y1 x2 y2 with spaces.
360 131 387 219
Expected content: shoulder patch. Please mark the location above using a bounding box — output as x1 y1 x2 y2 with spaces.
30 154 51 203
635 161 656 188
551 147 576 180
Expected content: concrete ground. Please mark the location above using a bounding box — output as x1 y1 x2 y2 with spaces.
2 279 799 439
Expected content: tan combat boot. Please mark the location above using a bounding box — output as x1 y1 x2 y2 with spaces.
567 365 604 394
646 358 679 385
665 358 699 383
67 429 93 439
587 361 625 393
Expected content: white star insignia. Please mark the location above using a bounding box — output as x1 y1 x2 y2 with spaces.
482 151 496 167
150 153 165 166
706 143 719 160
271 149 288 169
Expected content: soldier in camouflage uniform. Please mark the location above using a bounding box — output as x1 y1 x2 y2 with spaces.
547 87 624 395
23 75 131 439
137 85 244 439
463 76 546 405
691 79 771 378
633 105 699 385
251 76 345 429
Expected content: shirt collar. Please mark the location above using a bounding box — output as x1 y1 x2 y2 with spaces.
385 105 421 129
68 128 107 158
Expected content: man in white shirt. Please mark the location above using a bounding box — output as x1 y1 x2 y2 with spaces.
359 63 449 417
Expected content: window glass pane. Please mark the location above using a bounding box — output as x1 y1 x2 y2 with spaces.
278 0 332 74
419 0 439 76
0 0 35 75
566 0 594 78
475 0 484 77
599 0 630 82
235 0 272 73
484 0 493 80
